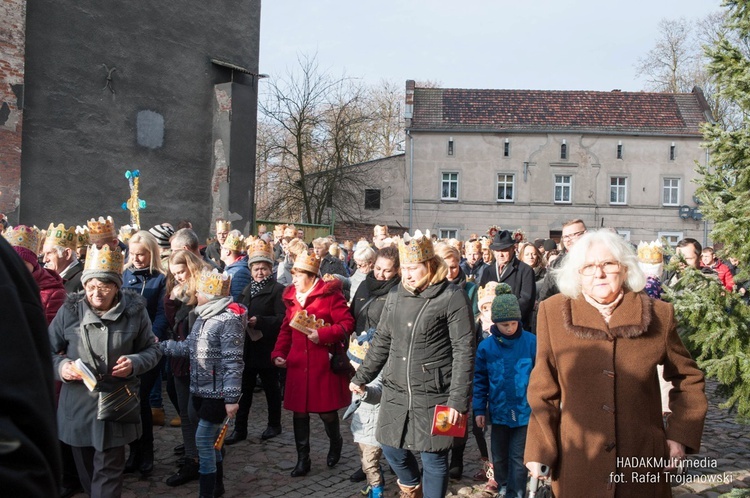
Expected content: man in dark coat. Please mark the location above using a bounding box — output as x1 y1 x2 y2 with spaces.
313 237 348 277
203 218 231 270
42 223 84 293
478 230 536 328
0 236 62 497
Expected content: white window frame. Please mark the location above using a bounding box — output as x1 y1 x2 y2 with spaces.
662 177 681 206
439 228 458 240
496 173 515 202
609 176 628 205
441 172 459 201
554 174 572 204
658 231 683 248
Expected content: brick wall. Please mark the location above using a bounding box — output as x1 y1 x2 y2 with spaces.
0 0 26 219
334 222 381 244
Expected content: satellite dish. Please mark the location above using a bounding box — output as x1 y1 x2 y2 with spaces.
678 205 692 219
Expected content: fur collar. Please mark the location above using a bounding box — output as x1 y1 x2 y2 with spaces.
561 291 652 340
65 288 146 318
282 277 343 304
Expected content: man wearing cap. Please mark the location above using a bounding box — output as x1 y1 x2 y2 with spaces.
538 219 587 301
478 230 536 328
204 219 231 270
43 223 84 293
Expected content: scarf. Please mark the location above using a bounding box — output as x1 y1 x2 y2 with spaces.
364 271 401 297
583 290 624 324
249 275 273 298
196 295 233 319
450 268 467 290
296 278 319 307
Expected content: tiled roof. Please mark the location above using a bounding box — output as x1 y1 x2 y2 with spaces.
409 87 710 136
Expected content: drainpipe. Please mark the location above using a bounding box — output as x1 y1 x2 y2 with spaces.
408 129 413 232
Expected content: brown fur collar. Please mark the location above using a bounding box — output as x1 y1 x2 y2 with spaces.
561 291 652 340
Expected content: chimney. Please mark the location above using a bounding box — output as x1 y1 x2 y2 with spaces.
404 79 415 128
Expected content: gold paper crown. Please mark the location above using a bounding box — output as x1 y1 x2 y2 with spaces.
398 230 434 264
33 225 46 254
273 224 286 236
373 225 388 237
247 238 273 262
196 268 232 296
45 223 77 251
477 282 499 308
215 219 231 232
348 334 370 361
293 252 320 274
3 225 39 254
283 225 297 238
87 216 116 244
289 310 328 335
480 238 491 250
84 244 125 274
75 226 90 248
118 224 139 244
222 231 245 252
637 241 664 264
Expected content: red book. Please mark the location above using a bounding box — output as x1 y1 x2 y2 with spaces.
430 405 467 437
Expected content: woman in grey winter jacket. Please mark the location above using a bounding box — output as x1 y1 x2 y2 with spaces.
49 245 162 498
351 231 475 498
161 268 246 498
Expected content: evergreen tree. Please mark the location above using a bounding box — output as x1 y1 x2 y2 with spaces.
680 0 750 420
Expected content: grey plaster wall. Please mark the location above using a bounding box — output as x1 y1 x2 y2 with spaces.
20 2 260 238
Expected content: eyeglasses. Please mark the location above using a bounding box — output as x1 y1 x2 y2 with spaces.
85 283 116 294
578 261 621 276
562 230 586 241
356 262 370 268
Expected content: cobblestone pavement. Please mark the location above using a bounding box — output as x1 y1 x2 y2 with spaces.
69 379 748 497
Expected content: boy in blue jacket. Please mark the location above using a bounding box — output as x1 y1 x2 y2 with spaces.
473 283 536 498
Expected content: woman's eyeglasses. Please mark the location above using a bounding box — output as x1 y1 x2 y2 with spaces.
578 261 621 276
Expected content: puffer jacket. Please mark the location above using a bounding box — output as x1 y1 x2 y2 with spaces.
472 327 536 427
224 257 252 300
33 264 66 324
162 302 246 403
350 373 383 447
351 279 475 452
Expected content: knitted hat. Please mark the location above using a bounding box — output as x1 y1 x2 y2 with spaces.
491 283 521 323
149 224 175 249
348 328 376 364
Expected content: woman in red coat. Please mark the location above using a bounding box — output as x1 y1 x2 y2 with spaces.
272 252 355 477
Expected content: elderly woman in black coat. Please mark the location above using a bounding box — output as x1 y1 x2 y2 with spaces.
350 230 475 498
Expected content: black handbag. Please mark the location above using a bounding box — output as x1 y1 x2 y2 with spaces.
329 335 355 379
79 322 141 424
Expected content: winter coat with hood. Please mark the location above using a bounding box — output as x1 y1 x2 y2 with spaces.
524 291 707 498
238 279 285 369
351 279 475 452
49 289 162 451
272 278 355 413
123 267 168 340
32 264 66 324
161 301 246 403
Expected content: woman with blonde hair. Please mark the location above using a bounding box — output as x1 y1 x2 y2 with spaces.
277 238 310 286
122 230 169 476
350 230 475 498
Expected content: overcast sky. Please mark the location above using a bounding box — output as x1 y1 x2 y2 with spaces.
260 0 721 92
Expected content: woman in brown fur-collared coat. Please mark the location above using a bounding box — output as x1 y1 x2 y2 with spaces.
525 230 707 498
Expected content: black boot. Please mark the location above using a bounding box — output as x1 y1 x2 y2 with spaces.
123 440 141 474
224 428 247 446
323 415 343 468
166 458 199 487
199 473 216 498
290 416 311 477
449 443 465 479
214 460 225 497
139 441 154 475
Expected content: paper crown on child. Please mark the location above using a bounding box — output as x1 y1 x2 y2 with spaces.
398 230 434 264
491 283 522 324
247 239 274 265
84 244 125 274
289 310 328 335
45 223 77 251
477 281 500 310
197 268 231 297
222 231 245 252
347 329 376 364
293 252 320 274
75 225 90 248
87 216 116 244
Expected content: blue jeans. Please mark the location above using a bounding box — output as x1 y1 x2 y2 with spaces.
381 445 449 498
195 418 224 474
490 424 528 498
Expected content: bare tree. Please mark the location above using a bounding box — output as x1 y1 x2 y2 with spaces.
636 18 700 93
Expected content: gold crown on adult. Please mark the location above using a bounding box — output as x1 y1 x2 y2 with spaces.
215 219 231 232
3 225 39 254
293 252 320 274
196 268 232 297
247 238 273 261
637 240 664 264
222 232 245 252
283 225 297 238
75 225 90 248
84 244 125 274
87 216 116 244
118 224 139 244
45 223 77 251
398 229 434 264
373 225 388 237
273 224 286 236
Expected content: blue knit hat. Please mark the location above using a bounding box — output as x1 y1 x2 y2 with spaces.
347 328 376 364
491 283 521 323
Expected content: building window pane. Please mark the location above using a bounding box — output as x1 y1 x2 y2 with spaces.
441 172 459 200
496 174 514 202
560 143 567 159
662 178 680 206
364 189 381 210
609 177 627 205
503 140 510 157
439 229 457 239
554 175 572 203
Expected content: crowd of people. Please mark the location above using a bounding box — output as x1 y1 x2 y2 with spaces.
2 214 722 498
